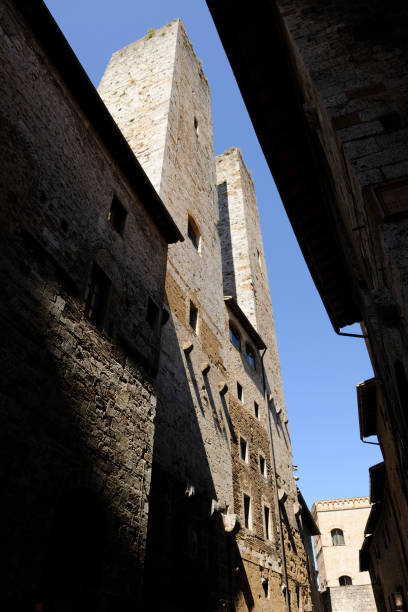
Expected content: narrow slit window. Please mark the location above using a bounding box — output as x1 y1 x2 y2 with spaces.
240 437 248 462
189 301 198 332
264 506 270 539
259 455 266 477
262 578 269 598
254 401 260 420
243 494 251 529
245 344 256 369
237 382 243 402
187 216 200 250
229 322 241 351
194 116 199 135
107 195 127 235
146 297 159 331
85 263 111 330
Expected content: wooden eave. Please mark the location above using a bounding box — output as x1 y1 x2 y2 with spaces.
14 0 183 245
357 378 378 439
206 0 361 330
369 462 385 505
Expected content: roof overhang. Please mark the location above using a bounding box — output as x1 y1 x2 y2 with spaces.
357 378 378 439
297 489 320 536
224 296 266 350
14 0 183 245
206 0 361 330
369 462 385 505
360 534 373 572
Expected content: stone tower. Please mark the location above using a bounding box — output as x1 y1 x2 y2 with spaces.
313 497 377 611
99 20 235 609
217 149 310 610
99 20 310 611
217 148 294 488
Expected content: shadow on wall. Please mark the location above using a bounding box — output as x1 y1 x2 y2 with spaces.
1 228 148 611
143 304 237 610
217 181 237 300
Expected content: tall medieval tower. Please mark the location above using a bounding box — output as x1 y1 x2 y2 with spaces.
99 21 309 611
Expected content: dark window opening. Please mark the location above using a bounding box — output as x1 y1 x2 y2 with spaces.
237 382 243 401
240 437 247 462
339 576 352 586
146 297 160 331
264 506 270 539
254 401 259 419
245 344 256 369
194 116 199 135
296 585 300 608
189 301 198 332
85 263 111 330
259 455 266 477
331 528 345 546
108 195 127 235
243 494 251 529
187 216 200 250
229 322 241 350
262 578 268 598
161 308 170 326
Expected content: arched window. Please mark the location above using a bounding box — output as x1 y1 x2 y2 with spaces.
187 215 200 251
245 344 256 369
229 323 241 350
339 576 352 586
331 528 345 546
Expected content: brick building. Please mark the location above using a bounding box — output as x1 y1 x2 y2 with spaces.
2 2 312 610
206 1 408 610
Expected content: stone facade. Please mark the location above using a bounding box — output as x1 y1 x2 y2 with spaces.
205 2 408 610
99 19 311 611
1 0 181 609
313 498 377 611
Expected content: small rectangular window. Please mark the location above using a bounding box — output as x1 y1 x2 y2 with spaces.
264 506 270 539
85 263 111 330
108 195 127 235
146 297 159 331
243 494 251 529
237 382 243 401
259 455 266 477
189 301 198 332
240 437 248 462
254 401 259 419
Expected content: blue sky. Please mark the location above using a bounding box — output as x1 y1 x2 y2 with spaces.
43 0 382 508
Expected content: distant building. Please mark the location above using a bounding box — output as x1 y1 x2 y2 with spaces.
313 498 377 611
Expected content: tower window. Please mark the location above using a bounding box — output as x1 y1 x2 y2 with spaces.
259 454 266 477
331 528 345 546
237 382 243 401
229 322 241 350
254 401 260 419
262 578 269 598
239 437 248 463
194 116 199 135
243 494 251 529
339 576 352 586
107 195 127 235
245 344 256 369
187 216 200 250
189 301 198 332
146 297 159 331
85 263 111 330
264 506 270 539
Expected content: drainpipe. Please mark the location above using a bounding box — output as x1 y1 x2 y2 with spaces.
261 348 291 612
